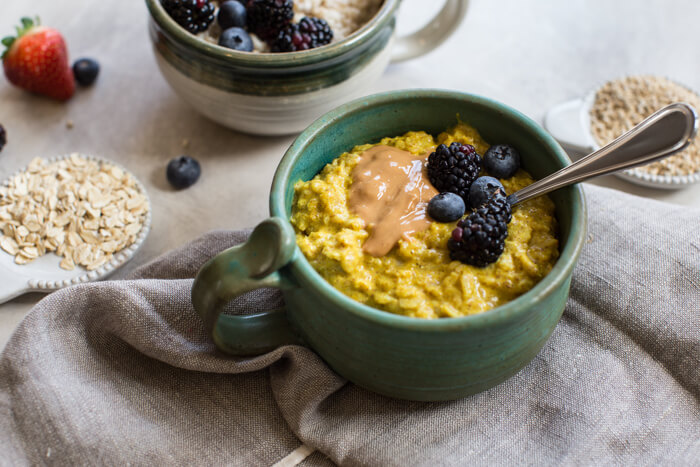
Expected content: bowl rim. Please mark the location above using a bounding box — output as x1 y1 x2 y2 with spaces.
271 89 587 332
145 0 399 68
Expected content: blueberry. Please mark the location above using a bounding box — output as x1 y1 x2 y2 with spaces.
427 192 465 223
167 156 201 189
469 176 505 209
484 144 520 179
218 27 253 52
0 124 6 152
72 58 100 86
218 0 247 29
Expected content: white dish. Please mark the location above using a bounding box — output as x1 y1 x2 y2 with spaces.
0 155 152 303
544 86 700 190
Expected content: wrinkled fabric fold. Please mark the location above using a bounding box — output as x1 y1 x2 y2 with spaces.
1 185 698 466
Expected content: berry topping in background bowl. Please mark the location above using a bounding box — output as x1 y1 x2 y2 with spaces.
161 0 397 53
72 58 100 86
0 124 6 152
218 27 253 51
246 0 294 41
217 0 247 29
271 16 333 52
161 0 216 34
159 0 337 53
1 17 74 101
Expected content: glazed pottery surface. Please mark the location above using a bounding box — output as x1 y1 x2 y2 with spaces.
145 0 469 135
191 90 587 401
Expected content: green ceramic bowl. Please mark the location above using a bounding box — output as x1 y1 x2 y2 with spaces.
192 89 587 401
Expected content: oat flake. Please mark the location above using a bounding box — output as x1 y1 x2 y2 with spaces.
0 154 149 271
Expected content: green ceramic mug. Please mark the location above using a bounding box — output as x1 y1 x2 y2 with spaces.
192 90 587 401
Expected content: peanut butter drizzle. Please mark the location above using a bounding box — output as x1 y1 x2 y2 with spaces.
348 145 438 256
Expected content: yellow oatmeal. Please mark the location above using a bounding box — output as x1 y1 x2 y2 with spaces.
290 123 559 318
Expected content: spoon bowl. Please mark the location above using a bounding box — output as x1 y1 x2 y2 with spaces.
545 82 700 189
511 103 698 205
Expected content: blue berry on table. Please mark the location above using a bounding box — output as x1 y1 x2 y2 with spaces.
218 0 247 29
448 192 512 267
427 192 465 223
0 124 6 152
167 155 201 189
72 58 100 86
246 0 294 41
161 0 216 34
427 142 482 202
271 17 334 52
469 176 505 209
218 27 254 52
484 144 520 179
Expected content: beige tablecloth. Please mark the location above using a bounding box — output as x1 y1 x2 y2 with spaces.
1 184 699 466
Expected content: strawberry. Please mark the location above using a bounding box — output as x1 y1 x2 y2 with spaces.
2 17 74 101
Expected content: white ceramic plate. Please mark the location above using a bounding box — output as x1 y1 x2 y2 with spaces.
544 83 700 189
0 154 152 303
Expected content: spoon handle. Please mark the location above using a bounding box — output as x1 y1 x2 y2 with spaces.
507 103 699 205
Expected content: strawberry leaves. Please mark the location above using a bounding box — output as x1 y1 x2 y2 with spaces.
2 17 39 59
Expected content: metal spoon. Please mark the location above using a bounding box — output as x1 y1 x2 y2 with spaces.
507 103 699 205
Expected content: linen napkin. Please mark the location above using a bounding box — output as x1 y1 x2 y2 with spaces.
1 184 698 466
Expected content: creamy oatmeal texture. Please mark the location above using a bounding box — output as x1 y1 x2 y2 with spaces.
199 0 383 51
291 124 560 319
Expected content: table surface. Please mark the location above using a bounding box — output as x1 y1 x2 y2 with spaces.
1 0 699 350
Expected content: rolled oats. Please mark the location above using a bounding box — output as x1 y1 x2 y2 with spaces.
0 154 148 271
590 75 700 177
294 0 384 40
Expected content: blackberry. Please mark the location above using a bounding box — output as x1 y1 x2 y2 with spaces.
448 191 512 267
246 0 294 41
427 142 482 201
0 124 5 152
162 0 216 34
271 17 334 52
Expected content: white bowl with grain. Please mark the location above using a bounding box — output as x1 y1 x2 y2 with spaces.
545 75 700 189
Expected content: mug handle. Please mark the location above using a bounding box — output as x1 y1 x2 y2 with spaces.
391 0 469 63
191 217 303 355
